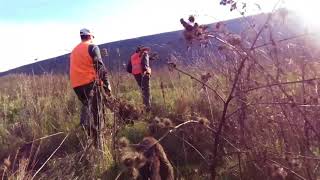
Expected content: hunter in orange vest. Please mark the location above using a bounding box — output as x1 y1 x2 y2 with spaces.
127 45 152 111
70 28 111 145
70 41 97 88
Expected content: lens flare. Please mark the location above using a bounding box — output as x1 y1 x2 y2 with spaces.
285 0 320 29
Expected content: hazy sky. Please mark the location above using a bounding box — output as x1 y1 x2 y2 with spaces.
0 0 310 72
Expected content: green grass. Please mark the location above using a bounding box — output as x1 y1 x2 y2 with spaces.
0 71 206 179
1 63 320 179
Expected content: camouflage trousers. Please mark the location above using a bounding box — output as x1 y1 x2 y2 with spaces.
73 82 103 143
134 74 151 109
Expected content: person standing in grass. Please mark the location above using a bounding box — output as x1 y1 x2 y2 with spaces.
70 28 111 143
127 45 152 112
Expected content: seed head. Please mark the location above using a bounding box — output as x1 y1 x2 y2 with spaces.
3 158 11 168
163 118 173 128
121 152 137 168
197 117 210 126
118 137 130 149
153 116 161 124
128 167 139 179
135 153 146 168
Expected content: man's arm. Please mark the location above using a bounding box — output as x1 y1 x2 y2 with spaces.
89 45 111 93
126 60 132 73
141 52 151 74
89 44 105 78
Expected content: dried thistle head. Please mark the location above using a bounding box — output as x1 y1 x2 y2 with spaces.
134 153 146 168
167 62 176 71
118 137 130 149
151 117 165 128
191 112 199 118
270 164 287 180
188 15 195 22
3 158 11 168
121 151 139 168
137 136 156 152
153 116 161 124
227 34 241 46
197 117 210 126
127 167 139 180
157 122 166 128
123 158 135 168
116 99 141 121
272 167 287 180
162 118 173 128
1 157 11 171
289 159 302 169
201 73 212 83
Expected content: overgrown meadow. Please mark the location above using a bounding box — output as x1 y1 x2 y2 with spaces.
1 8 320 180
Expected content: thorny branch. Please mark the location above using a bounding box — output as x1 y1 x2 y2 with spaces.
246 52 320 140
242 77 320 93
172 134 209 165
206 1 287 178
267 159 307 180
252 33 316 50
211 56 248 179
31 134 69 180
168 63 226 103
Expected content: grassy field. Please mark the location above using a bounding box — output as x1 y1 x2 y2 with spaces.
0 69 214 179
1 50 320 179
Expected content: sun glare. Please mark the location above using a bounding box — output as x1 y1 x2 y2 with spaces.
285 0 320 29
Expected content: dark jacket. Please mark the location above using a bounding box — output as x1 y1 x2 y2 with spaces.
88 44 108 82
88 44 111 92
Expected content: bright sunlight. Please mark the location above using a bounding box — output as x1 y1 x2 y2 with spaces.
285 0 320 29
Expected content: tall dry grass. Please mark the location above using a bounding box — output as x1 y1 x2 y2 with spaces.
1 57 319 179
0 70 210 179
1 24 320 179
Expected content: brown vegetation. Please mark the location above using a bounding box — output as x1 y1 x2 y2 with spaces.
1 6 320 180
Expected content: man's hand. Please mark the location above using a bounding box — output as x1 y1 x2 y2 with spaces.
104 85 112 96
145 67 152 75
105 89 112 97
103 80 112 96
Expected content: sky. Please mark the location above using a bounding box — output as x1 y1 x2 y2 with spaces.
0 0 313 72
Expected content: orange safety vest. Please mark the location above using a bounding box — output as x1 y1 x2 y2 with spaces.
70 42 97 88
130 52 143 75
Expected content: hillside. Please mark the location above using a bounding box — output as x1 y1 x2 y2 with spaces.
2 8 320 179
0 11 303 77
